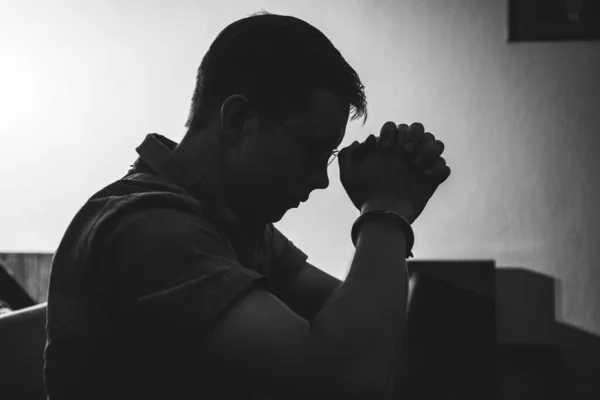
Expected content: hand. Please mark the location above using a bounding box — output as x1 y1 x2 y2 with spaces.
380 122 447 179
338 121 451 224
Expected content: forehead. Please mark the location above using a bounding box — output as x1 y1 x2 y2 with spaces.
285 89 349 147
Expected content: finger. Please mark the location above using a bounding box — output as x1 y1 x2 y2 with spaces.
422 157 446 175
402 122 425 153
379 122 398 150
413 139 445 167
362 134 378 158
418 132 435 147
396 124 409 149
338 140 360 168
429 165 451 184
423 157 450 182
353 134 377 165
411 132 435 166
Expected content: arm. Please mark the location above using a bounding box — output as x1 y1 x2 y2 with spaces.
272 260 341 321
206 200 411 398
102 205 409 398
265 224 341 321
273 228 409 396
92 207 397 398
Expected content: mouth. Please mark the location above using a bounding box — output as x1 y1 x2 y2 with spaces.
298 194 310 203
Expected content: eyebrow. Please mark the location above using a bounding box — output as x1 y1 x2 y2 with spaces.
289 120 341 150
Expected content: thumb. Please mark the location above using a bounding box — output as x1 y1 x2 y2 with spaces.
337 140 360 169
353 134 377 165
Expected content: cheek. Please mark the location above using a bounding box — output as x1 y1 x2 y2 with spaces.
255 152 308 192
232 137 310 195
273 151 308 178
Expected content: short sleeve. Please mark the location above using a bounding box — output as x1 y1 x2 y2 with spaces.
266 224 309 292
91 207 267 341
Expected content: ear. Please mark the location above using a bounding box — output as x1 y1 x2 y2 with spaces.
220 94 255 147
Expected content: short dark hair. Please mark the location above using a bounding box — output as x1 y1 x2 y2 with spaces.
184 10 368 131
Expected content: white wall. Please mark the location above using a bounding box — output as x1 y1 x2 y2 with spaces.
1 0 599 335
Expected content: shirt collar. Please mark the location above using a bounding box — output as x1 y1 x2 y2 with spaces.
128 133 239 226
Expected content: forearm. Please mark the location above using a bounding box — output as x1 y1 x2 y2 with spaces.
309 205 410 392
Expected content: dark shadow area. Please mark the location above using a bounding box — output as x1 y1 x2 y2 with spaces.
1 262 598 399
496 268 600 400
393 261 600 399
0 253 53 304
394 260 497 400
0 261 36 311
0 303 47 400
508 0 600 42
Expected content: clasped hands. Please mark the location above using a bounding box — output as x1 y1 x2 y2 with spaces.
354 121 449 183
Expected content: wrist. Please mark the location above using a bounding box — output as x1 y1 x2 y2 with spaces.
351 209 416 258
361 197 415 224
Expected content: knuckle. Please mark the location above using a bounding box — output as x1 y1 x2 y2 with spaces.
381 122 398 137
433 141 445 154
381 130 393 139
410 122 424 130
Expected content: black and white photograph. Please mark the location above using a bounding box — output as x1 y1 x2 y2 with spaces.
1 1 599 399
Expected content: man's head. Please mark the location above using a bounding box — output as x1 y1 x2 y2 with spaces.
177 11 368 224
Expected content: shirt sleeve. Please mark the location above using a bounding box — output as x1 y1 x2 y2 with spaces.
266 224 309 293
90 207 267 342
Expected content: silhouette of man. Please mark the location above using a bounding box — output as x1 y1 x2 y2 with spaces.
44 11 449 400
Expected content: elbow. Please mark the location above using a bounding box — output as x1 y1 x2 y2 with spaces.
306 331 397 399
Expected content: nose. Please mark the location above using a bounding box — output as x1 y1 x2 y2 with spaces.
306 165 330 191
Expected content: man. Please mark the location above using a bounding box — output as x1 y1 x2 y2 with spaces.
44 11 449 400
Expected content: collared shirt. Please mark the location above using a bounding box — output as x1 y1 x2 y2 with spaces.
44 133 309 400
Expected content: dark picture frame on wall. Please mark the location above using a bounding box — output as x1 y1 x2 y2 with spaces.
508 0 600 42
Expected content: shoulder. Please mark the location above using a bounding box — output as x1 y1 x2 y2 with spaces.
90 197 230 259
78 174 230 260
83 184 260 306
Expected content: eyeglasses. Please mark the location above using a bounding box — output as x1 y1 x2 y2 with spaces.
267 113 340 167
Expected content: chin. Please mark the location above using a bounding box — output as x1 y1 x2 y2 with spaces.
236 205 287 225
264 209 288 223
237 198 293 225
263 204 293 223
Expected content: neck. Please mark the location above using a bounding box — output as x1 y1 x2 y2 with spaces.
174 129 232 211
175 129 267 229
